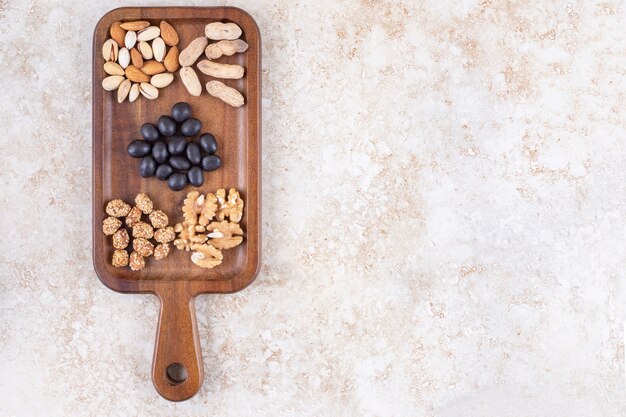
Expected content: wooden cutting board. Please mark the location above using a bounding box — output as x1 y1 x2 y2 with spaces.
92 7 261 401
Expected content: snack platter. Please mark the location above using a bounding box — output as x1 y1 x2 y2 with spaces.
92 7 260 401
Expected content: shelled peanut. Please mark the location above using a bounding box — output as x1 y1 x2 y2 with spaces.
101 20 179 103
178 21 249 107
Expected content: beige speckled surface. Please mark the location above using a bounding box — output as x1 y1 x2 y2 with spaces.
1 0 626 415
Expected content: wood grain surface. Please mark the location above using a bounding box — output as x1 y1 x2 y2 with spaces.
92 7 261 401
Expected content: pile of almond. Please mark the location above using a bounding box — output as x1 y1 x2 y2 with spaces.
178 22 249 107
101 20 181 102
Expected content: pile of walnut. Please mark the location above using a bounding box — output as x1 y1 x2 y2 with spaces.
174 188 244 268
102 193 175 271
178 22 249 107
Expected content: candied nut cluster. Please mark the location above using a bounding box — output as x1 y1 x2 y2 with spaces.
103 217 122 235
106 199 131 217
102 193 172 270
174 188 244 269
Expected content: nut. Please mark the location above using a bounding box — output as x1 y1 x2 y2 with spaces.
141 60 166 75
197 60 244 79
125 206 142 227
120 21 150 31
179 36 208 67
124 30 137 50
199 192 218 226
112 250 129 267
104 61 125 76
129 251 145 271
118 47 130 68
106 199 131 217
133 238 154 257
102 217 122 235
160 21 179 46
132 221 154 239
117 79 131 103
205 39 248 60
154 226 176 243
153 243 171 260
152 37 166 62
216 188 244 222
102 39 118 62
135 193 153 214
137 26 160 42
140 82 159 100
205 80 245 107
138 41 153 60
125 65 150 83
129 83 140 102
102 75 124 91
190 244 223 268
182 191 202 224
163 46 180 72
150 73 174 88
206 220 244 250
130 47 143 68
110 22 126 47
149 210 169 229
112 228 130 249
204 22 242 40
180 66 202 96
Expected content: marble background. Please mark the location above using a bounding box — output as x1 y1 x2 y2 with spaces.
1 0 626 415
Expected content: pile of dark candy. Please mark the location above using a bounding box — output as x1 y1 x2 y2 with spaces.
127 102 221 191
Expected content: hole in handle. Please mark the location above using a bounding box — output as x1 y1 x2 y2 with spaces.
166 363 188 385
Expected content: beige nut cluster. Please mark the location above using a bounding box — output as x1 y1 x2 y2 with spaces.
102 193 174 270
174 188 244 269
102 20 180 102
178 22 249 107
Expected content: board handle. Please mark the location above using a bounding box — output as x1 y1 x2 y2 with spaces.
152 285 204 401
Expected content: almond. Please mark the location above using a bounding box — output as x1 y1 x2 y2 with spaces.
150 73 174 88
130 48 143 68
125 65 151 83
129 83 140 102
110 22 126 47
102 39 118 62
138 41 153 60
104 61 125 76
179 36 208 67
197 60 244 79
141 60 166 75
152 37 166 62
180 66 202 96
139 82 159 100
137 26 160 41
102 75 125 91
204 22 242 40
163 46 180 72
159 21 179 46
205 80 244 107
118 47 130 68
120 21 149 31
117 79 131 103
125 30 137 50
